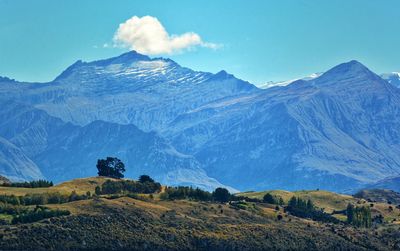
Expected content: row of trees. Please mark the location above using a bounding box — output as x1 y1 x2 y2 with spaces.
95 175 162 195
346 204 372 228
0 191 91 206
161 186 233 203
0 179 53 188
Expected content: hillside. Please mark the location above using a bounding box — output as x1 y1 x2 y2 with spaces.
354 189 400 205
0 177 399 250
365 176 400 192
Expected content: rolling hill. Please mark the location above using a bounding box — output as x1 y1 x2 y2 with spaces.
0 177 399 250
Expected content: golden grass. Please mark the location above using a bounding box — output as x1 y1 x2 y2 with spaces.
0 176 116 196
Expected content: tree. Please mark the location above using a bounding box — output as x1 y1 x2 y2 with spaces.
263 193 276 204
288 196 297 208
138 175 154 183
346 204 354 224
306 199 314 211
96 157 125 179
346 204 371 228
95 186 101 195
212 187 231 203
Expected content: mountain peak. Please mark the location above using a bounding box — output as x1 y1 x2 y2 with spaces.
210 70 234 81
92 50 151 66
0 76 16 83
317 60 379 85
331 60 370 73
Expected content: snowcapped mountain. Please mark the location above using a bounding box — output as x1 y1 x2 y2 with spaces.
28 51 256 131
381 72 400 88
258 72 323 89
1 51 400 193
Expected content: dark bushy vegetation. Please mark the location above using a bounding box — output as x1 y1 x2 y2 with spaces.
11 206 70 224
263 193 284 205
212 188 231 203
138 175 154 183
0 191 91 206
97 177 161 195
232 196 262 203
346 204 372 228
0 179 53 188
161 186 212 201
161 186 235 203
286 196 340 223
97 157 125 179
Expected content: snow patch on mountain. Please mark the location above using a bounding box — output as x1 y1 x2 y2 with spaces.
258 72 323 89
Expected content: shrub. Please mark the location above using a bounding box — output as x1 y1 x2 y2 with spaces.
263 193 276 204
11 206 70 224
139 175 154 183
212 188 231 203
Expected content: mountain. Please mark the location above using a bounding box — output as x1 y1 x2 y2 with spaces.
1 51 400 193
381 72 400 88
0 100 230 191
364 176 400 192
258 72 322 89
29 51 256 131
167 60 400 192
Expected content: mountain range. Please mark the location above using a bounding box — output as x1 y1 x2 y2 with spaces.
1 51 400 193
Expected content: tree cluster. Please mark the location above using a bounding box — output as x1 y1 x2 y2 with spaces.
1 179 53 188
96 176 161 195
263 193 284 205
161 186 232 203
346 204 372 228
11 206 70 224
0 191 91 206
286 196 339 223
160 186 212 201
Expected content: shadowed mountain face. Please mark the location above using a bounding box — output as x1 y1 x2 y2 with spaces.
1 51 400 192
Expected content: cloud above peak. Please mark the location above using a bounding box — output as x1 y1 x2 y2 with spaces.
113 16 219 55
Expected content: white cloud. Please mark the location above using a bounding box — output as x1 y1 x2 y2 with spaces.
113 16 219 55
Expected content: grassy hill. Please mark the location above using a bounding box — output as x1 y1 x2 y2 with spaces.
0 177 399 250
239 189 400 223
0 176 116 196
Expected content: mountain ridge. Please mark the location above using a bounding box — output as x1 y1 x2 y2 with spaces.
1 52 400 192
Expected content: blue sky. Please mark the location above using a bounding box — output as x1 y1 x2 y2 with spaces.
1 0 400 84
